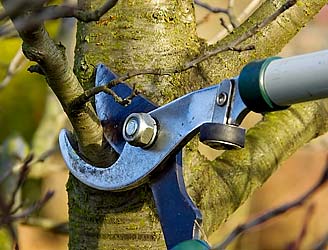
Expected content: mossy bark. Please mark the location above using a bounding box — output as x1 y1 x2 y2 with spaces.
69 0 328 249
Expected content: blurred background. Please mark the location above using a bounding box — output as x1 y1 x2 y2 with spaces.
0 1 327 250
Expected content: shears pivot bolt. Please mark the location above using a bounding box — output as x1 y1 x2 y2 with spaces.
123 113 158 148
216 91 228 106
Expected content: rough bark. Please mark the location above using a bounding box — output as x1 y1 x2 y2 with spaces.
69 0 328 249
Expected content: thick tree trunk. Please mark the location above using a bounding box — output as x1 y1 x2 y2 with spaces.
69 0 328 249
70 1 201 248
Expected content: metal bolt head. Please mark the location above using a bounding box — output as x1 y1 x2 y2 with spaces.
216 92 228 106
125 118 139 136
123 113 158 148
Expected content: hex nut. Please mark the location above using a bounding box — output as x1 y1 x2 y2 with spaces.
123 113 158 148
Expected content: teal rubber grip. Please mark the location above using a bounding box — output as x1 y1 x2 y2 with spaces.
238 57 290 113
170 240 211 250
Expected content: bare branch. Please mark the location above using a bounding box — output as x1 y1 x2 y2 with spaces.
186 0 297 69
219 17 233 33
6 154 33 212
0 0 49 21
210 0 263 43
313 232 328 250
0 0 119 35
47 0 119 22
0 48 26 90
212 156 328 250
23 217 68 234
194 0 228 14
0 153 54 249
71 68 173 108
33 147 58 163
286 204 315 250
195 0 238 28
9 191 54 221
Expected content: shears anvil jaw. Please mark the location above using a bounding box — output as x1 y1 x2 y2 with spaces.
59 75 249 191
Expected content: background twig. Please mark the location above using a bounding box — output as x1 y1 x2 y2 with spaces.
212 156 328 250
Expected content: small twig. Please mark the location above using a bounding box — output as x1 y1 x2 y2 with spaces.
194 0 228 14
212 156 328 250
0 48 27 90
6 154 33 211
286 203 316 250
28 0 119 23
0 0 119 36
219 18 232 33
186 0 297 69
195 0 238 29
71 69 173 108
228 45 256 52
313 232 328 250
9 191 54 221
0 0 50 21
0 147 56 246
194 219 209 243
10 202 25 215
23 217 68 234
33 147 58 163
0 153 54 249
209 0 263 43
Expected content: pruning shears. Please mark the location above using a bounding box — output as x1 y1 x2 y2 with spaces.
59 50 328 249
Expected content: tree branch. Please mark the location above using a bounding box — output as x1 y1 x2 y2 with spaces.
185 99 328 235
42 0 119 22
0 154 54 249
195 0 238 28
195 0 228 14
0 47 26 90
2 0 117 165
0 0 119 36
212 159 328 250
71 68 174 108
186 0 297 69
72 0 294 106
287 204 315 250
313 232 328 250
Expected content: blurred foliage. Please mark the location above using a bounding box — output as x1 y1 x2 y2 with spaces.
0 229 11 250
0 58 47 143
0 20 61 143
